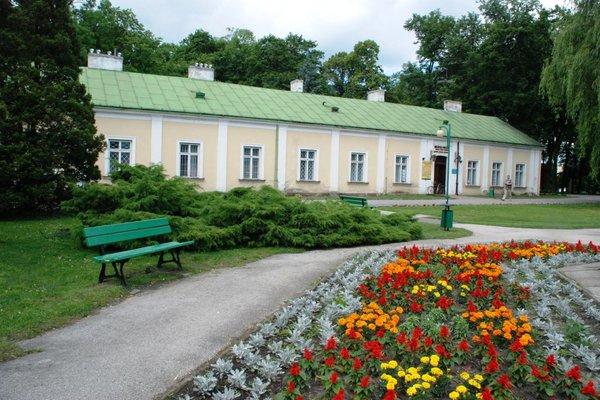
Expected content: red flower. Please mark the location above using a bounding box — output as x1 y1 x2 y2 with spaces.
290 362 300 376
340 346 350 359
435 344 451 358
412 326 423 339
457 339 470 352
288 380 295 392
482 387 495 400
566 365 581 381
303 348 313 361
410 300 424 313
359 376 370 388
497 374 513 390
383 389 397 400
330 371 338 384
546 354 556 367
439 325 450 338
396 332 407 344
517 351 528 365
424 336 433 347
531 365 541 378
325 337 337 351
509 338 524 352
332 388 344 400
487 344 498 357
325 355 335 367
347 327 359 339
375 328 386 338
486 357 499 373
353 357 362 371
582 381 600 398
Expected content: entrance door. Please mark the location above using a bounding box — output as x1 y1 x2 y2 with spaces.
434 156 447 195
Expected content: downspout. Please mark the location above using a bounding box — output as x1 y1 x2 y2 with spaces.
455 141 461 195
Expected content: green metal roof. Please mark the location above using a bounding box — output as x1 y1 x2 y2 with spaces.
80 67 541 147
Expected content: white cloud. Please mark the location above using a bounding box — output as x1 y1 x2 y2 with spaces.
109 0 565 74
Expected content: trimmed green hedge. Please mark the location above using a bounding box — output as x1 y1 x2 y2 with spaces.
63 165 421 250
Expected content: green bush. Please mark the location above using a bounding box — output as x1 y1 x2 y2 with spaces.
62 165 422 250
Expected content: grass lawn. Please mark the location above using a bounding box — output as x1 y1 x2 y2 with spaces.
380 203 600 229
0 216 301 361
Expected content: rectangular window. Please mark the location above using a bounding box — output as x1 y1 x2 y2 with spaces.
467 160 478 185
492 162 502 186
299 149 317 181
179 142 201 178
243 146 261 179
395 155 409 183
515 163 525 187
350 152 366 182
108 139 132 172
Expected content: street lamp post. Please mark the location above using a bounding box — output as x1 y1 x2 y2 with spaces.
436 120 452 230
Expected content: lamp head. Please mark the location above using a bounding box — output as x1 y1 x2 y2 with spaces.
436 128 445 137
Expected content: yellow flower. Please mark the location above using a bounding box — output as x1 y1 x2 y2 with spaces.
398 370 406 378
431 367 444 376
468 379 481 389
430 355 440 367
388 360 398 368
386 382 396 390
407 386 418 396
457 385 468 394
422 382 431 389
449 391 460 399
420 356 430 364
460 372 470 380
474 374 484 382
476 393 483 399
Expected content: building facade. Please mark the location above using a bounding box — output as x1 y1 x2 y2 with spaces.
81 51 543 196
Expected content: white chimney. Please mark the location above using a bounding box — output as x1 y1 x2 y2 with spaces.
367 88 385 102
188 63 215 81
87 49 123 71
444 100 462 112
290 79 303 93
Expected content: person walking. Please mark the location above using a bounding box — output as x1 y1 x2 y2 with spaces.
502 174 512 201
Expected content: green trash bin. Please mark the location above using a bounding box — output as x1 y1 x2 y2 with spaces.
441 209 453 230
489 188 495 198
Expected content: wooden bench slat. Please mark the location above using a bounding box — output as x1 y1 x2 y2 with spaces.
92 240 195 263
83 217 170 237
84 225 172 247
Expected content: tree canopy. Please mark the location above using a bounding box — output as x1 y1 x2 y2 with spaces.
540 0 600 179
0 0 104 212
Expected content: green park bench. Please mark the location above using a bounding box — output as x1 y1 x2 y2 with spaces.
339 194 370 208
83 218 194 286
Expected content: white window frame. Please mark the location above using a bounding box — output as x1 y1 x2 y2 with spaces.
491 161 503 187
105 137 135 174
240 144 264 180
177 141 203 179
394 154 410 183
515 163 526 187
349 151 367 183
466 160 479 186
298 148 319 181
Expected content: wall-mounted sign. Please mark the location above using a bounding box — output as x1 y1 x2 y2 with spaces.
433 145 448 155
422 160 432 180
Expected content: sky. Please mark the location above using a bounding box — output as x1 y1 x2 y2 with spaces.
109 0 567 75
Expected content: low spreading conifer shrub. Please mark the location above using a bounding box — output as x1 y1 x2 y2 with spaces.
62 165 422 250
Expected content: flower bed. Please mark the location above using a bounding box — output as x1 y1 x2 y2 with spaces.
177 241 600 400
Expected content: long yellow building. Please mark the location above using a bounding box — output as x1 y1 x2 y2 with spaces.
80 51 542 196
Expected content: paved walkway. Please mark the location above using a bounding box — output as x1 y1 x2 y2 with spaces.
369 194 600 207
1 197 599 400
